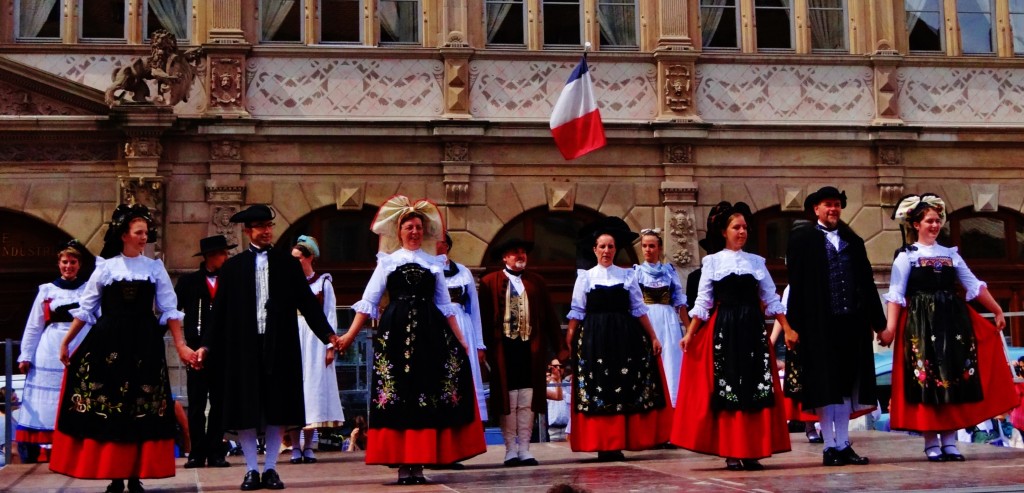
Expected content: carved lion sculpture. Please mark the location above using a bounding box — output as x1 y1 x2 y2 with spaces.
105 29 203 107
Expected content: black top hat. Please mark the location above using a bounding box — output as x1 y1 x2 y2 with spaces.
803 186 847 212
230 204 276 225
490 238 535 262
194 235 237 257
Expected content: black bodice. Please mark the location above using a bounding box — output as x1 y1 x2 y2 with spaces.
100 280 157 318
711 273 760 307
907 265 958 297
386 263 436 302
585 284 631 313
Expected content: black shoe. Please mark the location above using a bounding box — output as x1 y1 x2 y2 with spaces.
597 451 625 462
741 459 764 471
924 446 945 462
184 457 205 469
262 469 285 490
942 445 966 462
289 456 303 464
208 457 231 468
823 447 843 466
410 476 428 485
126 479 144 493
302 456 317 464
805 431 824 444
838 445 869 465
519 457 539 466
105 479 125 493
503 457 521 467
725 460 743 471
240 470 262 491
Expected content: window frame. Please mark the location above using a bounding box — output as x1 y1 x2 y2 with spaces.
1012 0 1024 55
905 0 946 53
956 0 997 55
318 0 364 45
484 0 528 48
753 0 795 52
541 0 584 49
699 0 742 50
260 0 306 44
596 0 639 51
14 0 63 42
78 0 129 43
808 0 848 53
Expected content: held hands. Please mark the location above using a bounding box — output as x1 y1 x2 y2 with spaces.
876 327 895 348
176 343 199 369
195 347 208 369
783 328 799 350
335 333 355 353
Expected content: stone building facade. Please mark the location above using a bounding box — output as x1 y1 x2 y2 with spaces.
2 0 1023 356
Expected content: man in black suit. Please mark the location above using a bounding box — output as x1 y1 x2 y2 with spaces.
177 235 235 469
198 205 342 491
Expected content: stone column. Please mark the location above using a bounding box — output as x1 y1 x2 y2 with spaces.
441 46 473 118
206 140 247 249
443 142 471 206
115 106 176 258
870 49 903 126
207 0 247 44
660 181 700 280
653 0 699 121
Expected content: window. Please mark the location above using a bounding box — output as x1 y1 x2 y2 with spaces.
379 0 420 44
80 0 127 40
700 0 740 49
262 0 302 42
808 0 847 51
543 0 582 47
1013 0 1024 54
597 0 638 49
485 0 526 46
16 0 61 40
957 0 996 54
321 0 362 43
906 0 944 52
145 0 190 41
754 0 793 50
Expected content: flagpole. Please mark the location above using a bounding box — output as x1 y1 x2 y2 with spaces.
583 41 592 61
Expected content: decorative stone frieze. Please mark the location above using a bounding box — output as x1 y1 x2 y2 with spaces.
210 57 244 108
0 80 92 115
668 208 696 266
664 65 693 112
0 143 116 162
660 181 699 268
206 185 245 203
125 136 163 158
655 54 700 120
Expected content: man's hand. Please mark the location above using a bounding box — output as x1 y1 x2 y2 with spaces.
877 328 895 347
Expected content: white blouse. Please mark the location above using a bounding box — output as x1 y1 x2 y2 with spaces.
633 262 687 308
18 281 90 364
70 254 184 326
884 243 986 306
305 273 338 330
443 262 486 351
688 249 785 321
352 248 457 319
567 264 649 321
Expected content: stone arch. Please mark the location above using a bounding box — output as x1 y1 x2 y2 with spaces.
0 208 77 342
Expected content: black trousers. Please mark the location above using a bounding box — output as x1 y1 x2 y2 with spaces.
187 367 226 462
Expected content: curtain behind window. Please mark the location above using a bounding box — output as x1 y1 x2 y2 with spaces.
149 0 189 40
486 1 514 43
597 1 636 47
262 0 295 40
700 0 728 47
380 0 418 43
19 0 57 38
808 0 844 50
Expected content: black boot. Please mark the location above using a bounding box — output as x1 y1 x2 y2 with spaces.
104 479 125 493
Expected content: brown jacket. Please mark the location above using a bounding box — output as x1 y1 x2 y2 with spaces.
479 269 568 415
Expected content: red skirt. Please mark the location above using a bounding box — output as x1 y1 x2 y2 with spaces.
781 392 874 422
671 311 791 459
49 430 175 479
890 307 1019 432
365 407 486 465
569 360 673 452
15 428 54 444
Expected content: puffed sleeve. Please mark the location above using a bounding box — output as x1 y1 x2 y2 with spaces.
70 266 104 326
433 270 458 318
951 250 987 301
669 267 687 308
154 259 184 325
567 271 589 321
464 277 486 350
884 252 911 306
322 276 338 331
18 287 48 363
625 270 650 317
756 259 785 317
687 256 715 321
352 261 387 319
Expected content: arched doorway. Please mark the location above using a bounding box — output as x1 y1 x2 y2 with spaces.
483 206 640 318
0 209 74 357
744 205 810 286
940 206 1024 346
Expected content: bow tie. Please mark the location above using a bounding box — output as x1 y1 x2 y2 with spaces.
250 244 271 254
817 224 838 233
504 267 523 277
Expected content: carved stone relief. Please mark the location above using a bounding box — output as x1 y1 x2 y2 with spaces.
445 142 469 162
445 31 467 48
665 65 693 112
211 204 241 249
119 177 166 255
0 143 116 162
210 140 242 161
879 184 905 208
125 137 163 158
878 146 902 165
669 208 695 266
665 144 693 164
210 57 244 108
546 184 577 212
0 80 92 115
206 185 245 203
971 184 999 212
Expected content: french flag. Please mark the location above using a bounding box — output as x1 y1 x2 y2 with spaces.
550 57 606 160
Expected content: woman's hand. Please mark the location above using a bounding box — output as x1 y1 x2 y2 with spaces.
177 344 197 368
680 332 691 352
651 338 662 356
337 332 356 353
59 341 71 366
994 312 1006 332
18 361 30 373
784 328 799 350
325 347 336 366
877 327 895 348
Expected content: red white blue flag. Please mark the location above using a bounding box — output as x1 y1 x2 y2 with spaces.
550 57 606 160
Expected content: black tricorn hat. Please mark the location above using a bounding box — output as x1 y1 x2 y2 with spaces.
194 235 237 257
803 186 847 212
230 204 276 225
490 238 535 262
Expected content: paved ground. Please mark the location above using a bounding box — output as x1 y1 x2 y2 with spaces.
2 431 1024 492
